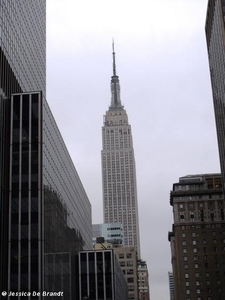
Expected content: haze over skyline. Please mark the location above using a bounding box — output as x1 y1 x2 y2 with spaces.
47 0 220 298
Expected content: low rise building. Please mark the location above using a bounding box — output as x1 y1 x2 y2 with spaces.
114 246 138 300
78 249 128 300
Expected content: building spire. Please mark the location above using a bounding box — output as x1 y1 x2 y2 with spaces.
112 39 116 76
110 40 122 109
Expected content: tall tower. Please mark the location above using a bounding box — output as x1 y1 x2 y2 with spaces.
205 0 225 189
101 43 141 257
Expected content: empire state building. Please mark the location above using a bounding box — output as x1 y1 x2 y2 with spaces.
101 44 141 257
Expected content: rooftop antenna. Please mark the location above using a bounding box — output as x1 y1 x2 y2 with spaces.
112 38 116 76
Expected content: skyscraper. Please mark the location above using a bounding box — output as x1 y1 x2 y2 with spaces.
205 0 225 188
0 1 46 293
168 174 225 299
0 2 92 298
0 0 46 98
5 91 92 298
101 43 141 257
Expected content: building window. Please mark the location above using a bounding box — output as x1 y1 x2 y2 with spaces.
120 261 125 267
186 290 190 294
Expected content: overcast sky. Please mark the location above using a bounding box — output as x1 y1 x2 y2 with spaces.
46 0 220 299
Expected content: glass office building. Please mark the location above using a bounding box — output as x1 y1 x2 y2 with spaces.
6 91 92 298
1 2 93 298
0 0 46 98
78 249 128 300
205 0 225 189
92 223 124 246
1 0 46 294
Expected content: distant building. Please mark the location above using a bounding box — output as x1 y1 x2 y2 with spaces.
205 0 225 190
114 246 138 300
101 43 141 257
92 222 123 247
93 236 113 250
168 272 174 300
138 260 150 300
78 249 128 300
168 174 225 299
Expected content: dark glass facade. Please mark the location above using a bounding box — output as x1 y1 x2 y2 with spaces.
1 2 92 298
78 250 128 300
0 1 46 293
3 92 92 298
205 0 225 189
